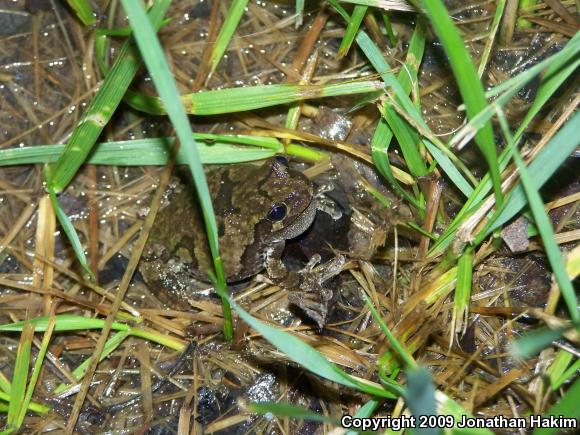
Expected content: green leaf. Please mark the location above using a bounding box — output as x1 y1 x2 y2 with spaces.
338 5 367 58
7 323 34 429
65 0 96 25
452 250 473 338
405 367 439 435
533 377 580 435
418 0 502 207
510 327 570 359
209 0 249 75
500 113 578 322
48 188 94 280
120 0 232 340
249 402 339 425
124 80 385 115
46 0 171 192
231 300 402 398
0 315 129 333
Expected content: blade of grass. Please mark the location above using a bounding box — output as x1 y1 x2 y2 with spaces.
345 400 380 435
6 323 34 430
124 80 385 115
550 358 580 391
349 19 475 198
65 0 96 25
338 5 367 58
533 377 580 435
53 331 131 395
510 327 571 359
249 402 339 425
405 367 438 435
0 315 185 351
48 187 93 279
230 298 402 398
120 0 232 340
0 392 48 416
546 350 575 390
363 292 416 369
417 0 503 208
381 12 397 46
451 249 473 340
476 0 507 78
497 112 578 322
0 315 130 333
45 0 171 192
209 0 249 76
295 0 304 27
486 111 580 234
0 136 287 166
338 0 415 12
14 315 56 428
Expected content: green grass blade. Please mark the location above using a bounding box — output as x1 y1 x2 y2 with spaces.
436 392 493 434
48 188 94 279
15 317 55 428
295 0 304 27
209 0 249 75
486 111 580 233
550 358 580 391
0 391 49 415
532 377 580 435
418 0 502 207
452 250 473 338
509 148 579 322
363 292 416 369
0 136 289 167
345 400 380 435
338 5 367 58
46 0 171 192
381 12 397 46
121 0 232 341
512 327 568 359
355 20 428 178
546 350 575 391
422 140 474 197
354 28 474 197
338 0 415 12
65 0 96 25
231 299 402 398
371 119 423 208
0 315 129 333
6 323 34 429
124 80 385 115
249 402 339 425
404 367 438 431
53 331 131 395
476 0 506 78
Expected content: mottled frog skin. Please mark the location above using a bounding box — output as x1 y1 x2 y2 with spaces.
140 157 318 306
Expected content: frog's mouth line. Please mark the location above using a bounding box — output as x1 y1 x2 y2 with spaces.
273 200 317 242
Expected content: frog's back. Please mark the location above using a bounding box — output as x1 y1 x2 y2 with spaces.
140 158 314 298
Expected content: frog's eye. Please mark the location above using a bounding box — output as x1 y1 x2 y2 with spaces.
274 155 289 166
267 203 287 221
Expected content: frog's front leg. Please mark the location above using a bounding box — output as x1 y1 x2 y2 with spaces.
265 243 346 327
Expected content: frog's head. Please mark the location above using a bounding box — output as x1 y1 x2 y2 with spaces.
259 156 316 242
210 156 316 281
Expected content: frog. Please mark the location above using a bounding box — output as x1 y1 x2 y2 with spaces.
139 156 345 327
